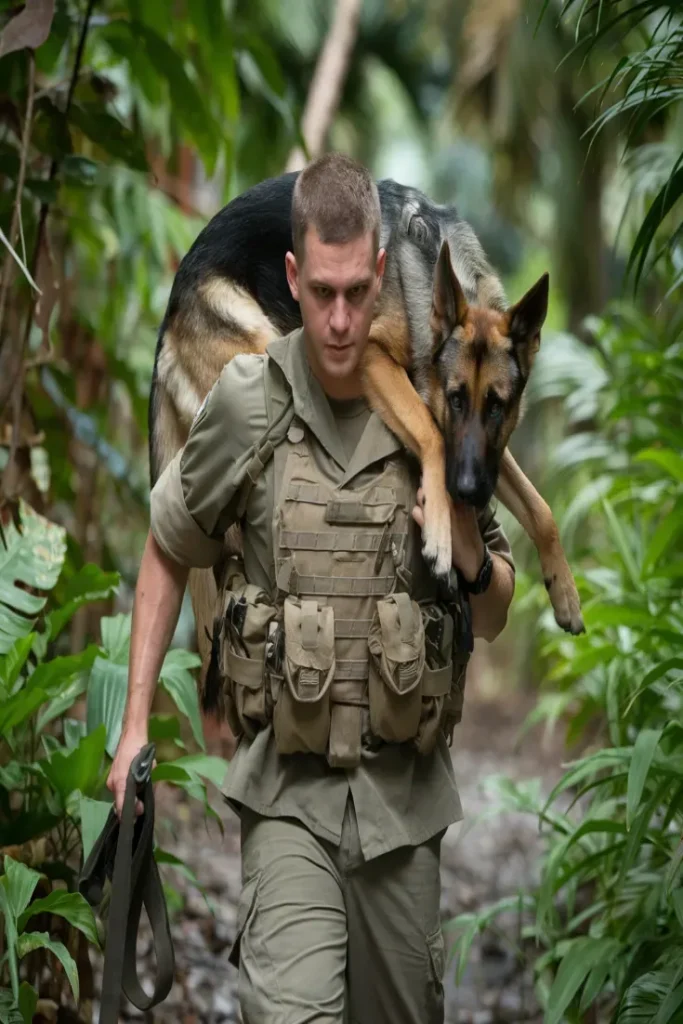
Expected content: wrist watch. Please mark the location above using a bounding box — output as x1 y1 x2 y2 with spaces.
459 545 493 595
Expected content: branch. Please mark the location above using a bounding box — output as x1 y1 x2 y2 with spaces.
285 0 363 172
0 51 36 346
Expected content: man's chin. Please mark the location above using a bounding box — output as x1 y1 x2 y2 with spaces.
322 350 359 378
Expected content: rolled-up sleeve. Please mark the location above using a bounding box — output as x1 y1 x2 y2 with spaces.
477 503 515 573
149 353 269 568
150 452 224 567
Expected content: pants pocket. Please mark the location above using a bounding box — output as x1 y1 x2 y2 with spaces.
368 592 425 742
228 871 260 968
273 596 335 754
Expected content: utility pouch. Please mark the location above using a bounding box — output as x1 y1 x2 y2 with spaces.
414 603 455 755
273 596 335 755
368 592 425 743
220 566 278 740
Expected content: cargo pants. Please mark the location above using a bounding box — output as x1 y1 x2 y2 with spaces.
229 797 446 1023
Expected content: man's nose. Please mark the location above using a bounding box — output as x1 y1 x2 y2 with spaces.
330 297 350 334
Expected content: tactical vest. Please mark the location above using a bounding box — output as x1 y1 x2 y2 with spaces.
207 358 472 768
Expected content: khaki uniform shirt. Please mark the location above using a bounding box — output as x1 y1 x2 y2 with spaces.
150 328 514 860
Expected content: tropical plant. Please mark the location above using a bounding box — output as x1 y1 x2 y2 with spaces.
0 501 229 1021
446 270 683 1022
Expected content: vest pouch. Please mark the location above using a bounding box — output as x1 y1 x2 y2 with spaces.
368 592 425 743
414 604 455 755
273 596 335 755
220 571 278 740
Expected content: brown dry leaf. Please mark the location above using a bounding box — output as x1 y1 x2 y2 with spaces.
0 0 55 57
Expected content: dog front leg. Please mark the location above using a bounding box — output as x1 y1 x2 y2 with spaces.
495 449 585 634
362 342 453 580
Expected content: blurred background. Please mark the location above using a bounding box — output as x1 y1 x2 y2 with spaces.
1 1 682 1022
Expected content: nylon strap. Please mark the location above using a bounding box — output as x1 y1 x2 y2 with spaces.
422 664 452 696
227 648 263 689
77 743 174 1023
280 530 403 553
236 388 295 519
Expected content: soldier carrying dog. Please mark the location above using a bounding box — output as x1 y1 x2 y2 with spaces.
108 153 516 1023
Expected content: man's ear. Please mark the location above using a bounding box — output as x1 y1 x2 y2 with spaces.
285 251 300 302
430 240 468 351
506 272 549 377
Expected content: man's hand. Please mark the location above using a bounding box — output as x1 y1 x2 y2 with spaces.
106 729 155 820
412 486 485 582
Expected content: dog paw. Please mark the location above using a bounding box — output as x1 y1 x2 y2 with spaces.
420 490 453 581
545 569 585 635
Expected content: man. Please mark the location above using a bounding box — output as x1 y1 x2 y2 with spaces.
108 153 515 1023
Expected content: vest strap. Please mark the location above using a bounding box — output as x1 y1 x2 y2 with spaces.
226 649 263 690
280 530 403 553
422 664 452 697
292 573 396 597
334 618 373 639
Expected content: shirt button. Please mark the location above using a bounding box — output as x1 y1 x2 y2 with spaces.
287 424 305 444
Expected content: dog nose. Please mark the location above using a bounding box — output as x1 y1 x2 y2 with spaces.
456 470 479 503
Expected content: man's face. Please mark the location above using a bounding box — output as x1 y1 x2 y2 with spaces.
285 226 386 396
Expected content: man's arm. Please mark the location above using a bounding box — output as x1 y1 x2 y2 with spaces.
412 489 515 642
106 531 188 817
449 499 515 642
107 353 270 817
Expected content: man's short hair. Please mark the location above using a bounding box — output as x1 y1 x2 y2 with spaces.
291 153 381 261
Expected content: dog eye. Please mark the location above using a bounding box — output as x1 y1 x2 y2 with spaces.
488 398 504 421
449 392 463 413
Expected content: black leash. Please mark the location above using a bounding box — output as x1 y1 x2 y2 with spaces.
78 742 175 1022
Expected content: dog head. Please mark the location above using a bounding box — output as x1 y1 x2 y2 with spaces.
429 240 548 508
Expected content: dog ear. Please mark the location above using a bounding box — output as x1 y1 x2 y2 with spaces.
506 272 549 376
430 240 468 346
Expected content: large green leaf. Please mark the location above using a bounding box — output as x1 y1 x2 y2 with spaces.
170 754 228 789
0 635 35 689
2 857 42 920
546 937 619 1024
86 657 128 760
98 21 219 174
0 882 19 1002
17 890 99 947
159 648 204 751
627 729 664 830
79 797 113 865
618 961 683 1024
0 502 66 654
47 565 119 641
69 103 147 171
16 932 79 1005
100 613 131 664
38 725 107 804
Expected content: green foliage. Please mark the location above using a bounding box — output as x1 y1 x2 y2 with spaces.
448 271 683 1021
549 0 683 293
0 502 229 1014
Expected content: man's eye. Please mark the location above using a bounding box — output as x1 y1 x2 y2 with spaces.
348 285 365 300
316 286 332 299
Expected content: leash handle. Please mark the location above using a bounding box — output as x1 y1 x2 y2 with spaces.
98 741 174 1024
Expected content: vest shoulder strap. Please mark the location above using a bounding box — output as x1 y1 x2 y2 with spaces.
235 355 295 519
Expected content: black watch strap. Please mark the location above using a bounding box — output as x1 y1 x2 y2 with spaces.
459 546 493 595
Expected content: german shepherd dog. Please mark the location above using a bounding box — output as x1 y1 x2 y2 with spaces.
151 172 584 673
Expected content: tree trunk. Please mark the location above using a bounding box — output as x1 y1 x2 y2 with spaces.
285 0 363 171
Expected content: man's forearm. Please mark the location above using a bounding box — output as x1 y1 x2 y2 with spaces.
122 529 190 733
470 554 514 642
